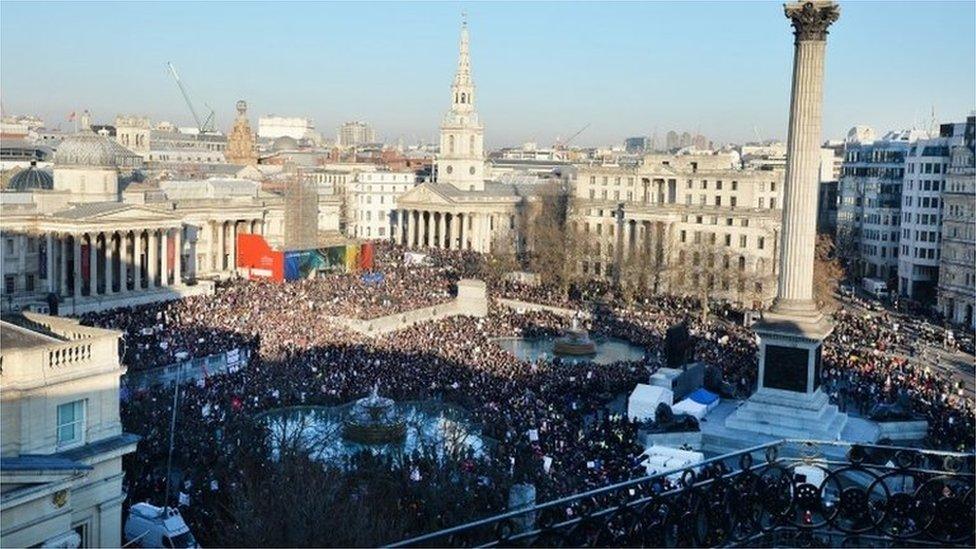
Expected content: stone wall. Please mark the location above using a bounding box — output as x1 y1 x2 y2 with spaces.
495 298 588 319
330 278 487 336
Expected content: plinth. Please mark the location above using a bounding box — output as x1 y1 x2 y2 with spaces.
725 311 846 439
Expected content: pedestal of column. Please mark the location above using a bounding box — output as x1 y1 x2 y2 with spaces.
726 0 844 441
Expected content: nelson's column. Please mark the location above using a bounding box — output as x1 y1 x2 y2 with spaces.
726 1 846 440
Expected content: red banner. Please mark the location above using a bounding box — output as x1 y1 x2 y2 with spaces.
237 234 283 282
358 241 375 271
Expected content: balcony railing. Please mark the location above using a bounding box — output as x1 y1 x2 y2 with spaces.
391 440 974 548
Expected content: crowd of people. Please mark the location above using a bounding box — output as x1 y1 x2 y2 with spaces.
83 242 974 544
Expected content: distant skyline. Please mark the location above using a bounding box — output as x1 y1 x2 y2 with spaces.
1 1 974 147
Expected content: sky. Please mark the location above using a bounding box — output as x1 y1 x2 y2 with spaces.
1 1 974 148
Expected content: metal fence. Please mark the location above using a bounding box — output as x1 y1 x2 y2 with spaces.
391 439 974 548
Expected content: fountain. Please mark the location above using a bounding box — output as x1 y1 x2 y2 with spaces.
342 384 406 444
553 316 598 356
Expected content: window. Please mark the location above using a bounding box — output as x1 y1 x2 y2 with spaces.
758 237 765 250
4 275 14 294
739 235 747 248
57 400 85 447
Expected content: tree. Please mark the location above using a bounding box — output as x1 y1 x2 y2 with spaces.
813 233 845 309
525 180 583 298
669 238 728 324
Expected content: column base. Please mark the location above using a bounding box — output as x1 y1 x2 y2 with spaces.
725 387 847 440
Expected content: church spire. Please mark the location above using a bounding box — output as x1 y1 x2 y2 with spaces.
451 14 474 113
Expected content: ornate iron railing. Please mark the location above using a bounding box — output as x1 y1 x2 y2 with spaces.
391 440 974 548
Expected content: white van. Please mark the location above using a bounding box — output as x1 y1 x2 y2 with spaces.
124 503 199 548
862 278 889 300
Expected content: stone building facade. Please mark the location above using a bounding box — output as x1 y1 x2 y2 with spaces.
572 155 784 307
0 312 138 548
938 138 975 327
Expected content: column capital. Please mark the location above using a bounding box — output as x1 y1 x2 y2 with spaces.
785 1 839 42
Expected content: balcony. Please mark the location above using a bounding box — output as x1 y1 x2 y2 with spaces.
392 440 973 548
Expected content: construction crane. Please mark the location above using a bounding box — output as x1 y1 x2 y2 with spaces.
166 62 215 134
556 122 590 149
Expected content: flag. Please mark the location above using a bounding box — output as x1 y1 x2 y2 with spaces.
67 111 76 121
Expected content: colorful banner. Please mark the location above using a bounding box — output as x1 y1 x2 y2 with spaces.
344 244 359 273
284 249 326 281
359 242 375 271
237 234 283 281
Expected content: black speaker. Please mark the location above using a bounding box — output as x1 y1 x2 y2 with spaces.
665 322 694 369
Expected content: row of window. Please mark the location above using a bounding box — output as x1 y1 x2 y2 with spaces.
679 230 766 250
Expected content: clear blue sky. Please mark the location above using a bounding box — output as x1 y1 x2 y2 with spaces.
1 1 973 147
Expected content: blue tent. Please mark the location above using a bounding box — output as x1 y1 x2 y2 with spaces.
688 388 719 406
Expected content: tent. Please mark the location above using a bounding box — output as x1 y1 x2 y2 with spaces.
671 398 708 420
687 388 720 414
627 384 673 421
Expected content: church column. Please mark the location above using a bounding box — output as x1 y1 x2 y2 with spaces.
437 212 447 249
72 234 82 300
160 229 170 287
174 226 183 285
105 232 115 295
45 232 55 293
410 210 419 248
447 213 457 250
480 213 491 253
148 229 159 288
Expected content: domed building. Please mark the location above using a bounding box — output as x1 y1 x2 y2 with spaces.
6 161 53 192
52 129 143 202
271 135 299 152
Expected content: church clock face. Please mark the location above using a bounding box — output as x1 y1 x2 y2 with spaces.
469 166 476 175
445 165 453 174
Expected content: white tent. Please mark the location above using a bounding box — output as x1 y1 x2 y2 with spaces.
627 384 673 421
671 398 709 420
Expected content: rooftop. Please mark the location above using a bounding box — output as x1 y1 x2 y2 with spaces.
0 320 64 351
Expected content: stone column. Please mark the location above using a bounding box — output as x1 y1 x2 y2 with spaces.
772 0 840 317
229 221 238 274
724 1 844 441
45 233 55 293
410 210 419 248
17 235 26 292
105 233 115 295
174 226 183 285
448 213 458 250
217 221 226 271
148 229 158 288
439 212 448 249
133 232 143 290
88 233 98 296
160 229 170 287
120 232 129 293
60 234 68 297
73 234 82 300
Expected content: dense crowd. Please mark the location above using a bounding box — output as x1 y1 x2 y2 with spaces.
88 242 974 544
823 308 974 451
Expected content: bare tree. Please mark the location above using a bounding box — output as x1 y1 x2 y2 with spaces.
526 180 583 298
813 232 845 309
